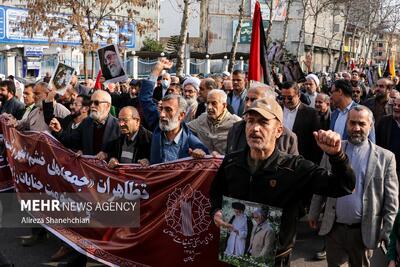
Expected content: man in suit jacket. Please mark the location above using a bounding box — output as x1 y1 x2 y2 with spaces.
227 70 247 116
330 79 376 142
309 105 399 267
281 81 322 163
50 90 120 160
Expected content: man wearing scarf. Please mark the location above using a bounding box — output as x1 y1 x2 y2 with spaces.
187 89 241 155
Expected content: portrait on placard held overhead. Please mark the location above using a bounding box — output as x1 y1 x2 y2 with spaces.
50 63 75 93
97 44 128 83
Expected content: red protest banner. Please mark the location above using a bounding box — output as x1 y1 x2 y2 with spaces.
0 125 14 192
0 119 228 267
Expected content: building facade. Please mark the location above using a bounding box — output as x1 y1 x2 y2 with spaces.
0 0 158 78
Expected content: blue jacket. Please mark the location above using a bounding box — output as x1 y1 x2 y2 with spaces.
150 123 209 164
139 79 209 164
139 79 160 131
330 101 375 142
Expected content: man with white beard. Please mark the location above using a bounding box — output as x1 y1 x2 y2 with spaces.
50 90 120 160
139 59 209 164
182 76 200 122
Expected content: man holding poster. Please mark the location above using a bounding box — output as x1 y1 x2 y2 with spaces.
210 97 356 266
50 63 75 94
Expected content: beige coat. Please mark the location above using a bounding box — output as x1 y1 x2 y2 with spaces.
249 221 275 258
187 111 241 154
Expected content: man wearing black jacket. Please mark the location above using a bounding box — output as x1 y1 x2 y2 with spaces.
107 106 152 167
43 94 90 151
0 79 25 120
49 90 120 160
210 97 356 267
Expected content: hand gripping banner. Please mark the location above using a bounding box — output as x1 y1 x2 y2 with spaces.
0 119 228 267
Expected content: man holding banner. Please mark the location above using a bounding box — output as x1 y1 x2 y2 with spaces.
7 82 70 132
139 59 209 164
50 90 120 160
210 97 356 266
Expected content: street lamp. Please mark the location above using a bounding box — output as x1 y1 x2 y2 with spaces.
160 52 165 57
205 54 209 59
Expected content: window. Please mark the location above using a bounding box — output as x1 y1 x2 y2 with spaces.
333 24 340 33
378 43 383 48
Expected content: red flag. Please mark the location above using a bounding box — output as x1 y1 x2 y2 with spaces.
349 60 354 70
94 69 102 90
248 1 268 82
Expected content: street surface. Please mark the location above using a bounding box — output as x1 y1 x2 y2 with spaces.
0 220 387 267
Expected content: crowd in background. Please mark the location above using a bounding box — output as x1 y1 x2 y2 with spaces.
0 59 400 267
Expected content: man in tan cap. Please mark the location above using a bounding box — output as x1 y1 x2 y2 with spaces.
226 84 298 155
210 97 357 266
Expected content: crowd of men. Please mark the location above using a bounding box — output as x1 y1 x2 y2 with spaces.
0 59 399 267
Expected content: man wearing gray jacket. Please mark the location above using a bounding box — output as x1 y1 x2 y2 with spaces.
309 105 399 267
187 89 241 154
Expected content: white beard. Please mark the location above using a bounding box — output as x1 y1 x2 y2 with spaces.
185 97 197 107
159 114 180 132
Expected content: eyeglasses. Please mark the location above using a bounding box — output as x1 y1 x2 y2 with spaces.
280 95 294 101
245 97 258 102
90 100 109 106
118 117 139 123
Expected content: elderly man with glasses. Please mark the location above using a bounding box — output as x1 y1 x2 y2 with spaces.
50 90 120 160
107 106 152 167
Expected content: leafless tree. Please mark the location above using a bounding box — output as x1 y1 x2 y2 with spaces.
296 0 310 58
18 0 156 79
228 0 246 73
281 0 293 45
175 0 191 77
